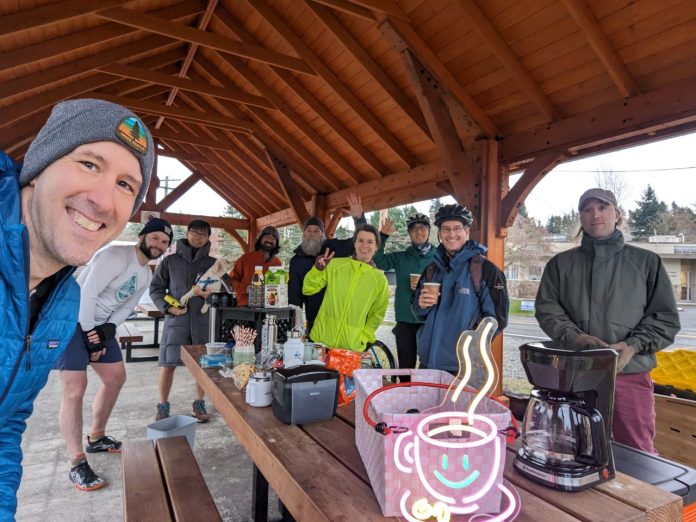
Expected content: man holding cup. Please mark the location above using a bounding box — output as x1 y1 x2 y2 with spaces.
373 213 436 372
411 204 508 376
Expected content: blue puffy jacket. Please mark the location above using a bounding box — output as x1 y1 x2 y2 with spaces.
411 241 498 373
0 152 80 520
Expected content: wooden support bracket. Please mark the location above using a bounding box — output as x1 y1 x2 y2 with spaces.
264 148 311 226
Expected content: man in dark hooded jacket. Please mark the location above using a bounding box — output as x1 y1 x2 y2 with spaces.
150 219 216 423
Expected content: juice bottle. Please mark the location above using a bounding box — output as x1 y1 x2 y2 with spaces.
250 266 264 307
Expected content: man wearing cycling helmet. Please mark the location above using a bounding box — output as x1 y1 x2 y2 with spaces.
411 204 508 380
373 213 435 373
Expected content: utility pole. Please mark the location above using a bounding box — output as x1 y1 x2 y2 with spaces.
160 176 181 196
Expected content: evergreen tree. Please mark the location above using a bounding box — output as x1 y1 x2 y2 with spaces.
545 209 578 238
628 185 668 239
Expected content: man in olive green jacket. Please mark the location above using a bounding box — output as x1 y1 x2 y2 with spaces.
535 188 680 453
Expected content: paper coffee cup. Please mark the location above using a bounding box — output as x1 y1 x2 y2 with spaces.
423 282 440 297
409 273 420 289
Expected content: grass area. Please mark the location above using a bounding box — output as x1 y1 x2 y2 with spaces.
503 378 534 396
509 298 536 317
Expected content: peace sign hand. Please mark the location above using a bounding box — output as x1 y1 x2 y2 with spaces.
315 248 335 270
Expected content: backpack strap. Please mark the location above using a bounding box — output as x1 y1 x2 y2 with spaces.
470 254 485 298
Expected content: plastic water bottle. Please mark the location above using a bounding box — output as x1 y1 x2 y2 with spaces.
283 330 304 368
250 266 264 307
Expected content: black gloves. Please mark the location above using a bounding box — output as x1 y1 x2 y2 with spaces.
94 323 116 343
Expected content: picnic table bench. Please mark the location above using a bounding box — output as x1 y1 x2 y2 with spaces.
122 436 221 522
180 344 684 522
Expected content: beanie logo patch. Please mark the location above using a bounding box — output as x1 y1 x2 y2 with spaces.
115 117 148 155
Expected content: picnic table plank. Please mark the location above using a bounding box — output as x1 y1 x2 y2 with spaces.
122 440 172 522
156 437 222 522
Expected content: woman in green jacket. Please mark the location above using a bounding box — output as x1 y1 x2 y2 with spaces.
303 224 389 352
373 213 435 371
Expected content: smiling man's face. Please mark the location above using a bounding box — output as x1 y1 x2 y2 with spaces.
23 141 141 268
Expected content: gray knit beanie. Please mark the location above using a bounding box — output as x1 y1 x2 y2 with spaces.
19 99 154 214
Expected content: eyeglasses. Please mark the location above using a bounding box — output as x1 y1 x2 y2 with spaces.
410 225 430 232
440 226 468 234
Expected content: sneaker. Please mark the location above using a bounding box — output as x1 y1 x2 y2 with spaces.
192 400 210 423
85 435 122 454
156 402 170 421
69 461 106 492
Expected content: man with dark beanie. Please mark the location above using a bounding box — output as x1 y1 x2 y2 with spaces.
229 225 283 306
0 99 153 518
150 219 216 423
57 218 172 492
289 193 366 336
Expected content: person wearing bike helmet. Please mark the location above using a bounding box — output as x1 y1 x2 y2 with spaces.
411 204 508 380
373 213 435 373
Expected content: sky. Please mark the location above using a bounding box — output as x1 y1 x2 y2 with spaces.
159 132 696 228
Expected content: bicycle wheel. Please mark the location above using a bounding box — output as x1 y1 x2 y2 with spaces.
366 341 397 370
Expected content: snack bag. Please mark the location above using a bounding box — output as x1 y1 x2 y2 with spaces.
326 348 362 405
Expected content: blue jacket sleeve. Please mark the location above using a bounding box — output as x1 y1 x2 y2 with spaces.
0 399 33 520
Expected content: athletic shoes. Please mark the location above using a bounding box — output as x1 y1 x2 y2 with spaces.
85 435 122 453
192 400 210 423
156 401 170 421
69 461 106 492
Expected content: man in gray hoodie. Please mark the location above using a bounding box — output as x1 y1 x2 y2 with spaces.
150 219 216 423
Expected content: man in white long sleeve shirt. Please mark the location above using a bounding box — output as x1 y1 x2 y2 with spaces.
57 218 172 491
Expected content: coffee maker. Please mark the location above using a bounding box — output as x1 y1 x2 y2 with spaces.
514 342 617 491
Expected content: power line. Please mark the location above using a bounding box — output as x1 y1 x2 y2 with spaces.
555 166 696 173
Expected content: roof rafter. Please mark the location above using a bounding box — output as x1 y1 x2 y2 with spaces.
303 0 431 141
343 0 408 21
157 149 212 164
202 50 362 187
0 0 204 77
561 0 639 98
99 63 274 109
153 171 203 211
190 56 340 192
2 34 182 104
246 0 418 168
0 0 123 40
265 148 312 225
311 0 374 21
454 0 560 122
95 6 315 75
380 19 499 138
91 93 259 132
213 8 389 177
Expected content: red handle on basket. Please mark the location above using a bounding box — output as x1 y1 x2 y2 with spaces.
362 381 520 443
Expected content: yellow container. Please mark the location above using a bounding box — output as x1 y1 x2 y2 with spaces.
651 350 696 392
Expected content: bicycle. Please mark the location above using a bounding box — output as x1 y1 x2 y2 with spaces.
364 340 396 370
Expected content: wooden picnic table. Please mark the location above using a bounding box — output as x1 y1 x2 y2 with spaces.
134 303 165 347
181 345 683 522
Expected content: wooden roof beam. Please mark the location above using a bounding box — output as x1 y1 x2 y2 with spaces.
95 7 314 75
380 19 498 138
187 58 338 193
304 0 431 141
561 0 639 98
214 8 389 177
264 148 312 226
156 149 213 167
246 0 418 169
311 0 374 21
197 50 360 187
499 76 696 165
154 0 219 130
2 34 182 104
207 163 272 217
501 152 566 228
0 0 204 77
90 93 259 133
343 0 408 21
151 127 232 150
0 0 123 40
401 50 477 208
153 172 203 212
99 63 274 109
454 0 560 122
137 208 249 230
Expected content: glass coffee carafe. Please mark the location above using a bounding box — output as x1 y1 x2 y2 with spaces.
522 388 609 470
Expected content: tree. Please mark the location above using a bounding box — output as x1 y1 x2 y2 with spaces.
628 185 668 239
505 213 549 277
594 168 628 208
545 209 579 238
662 202 696 242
